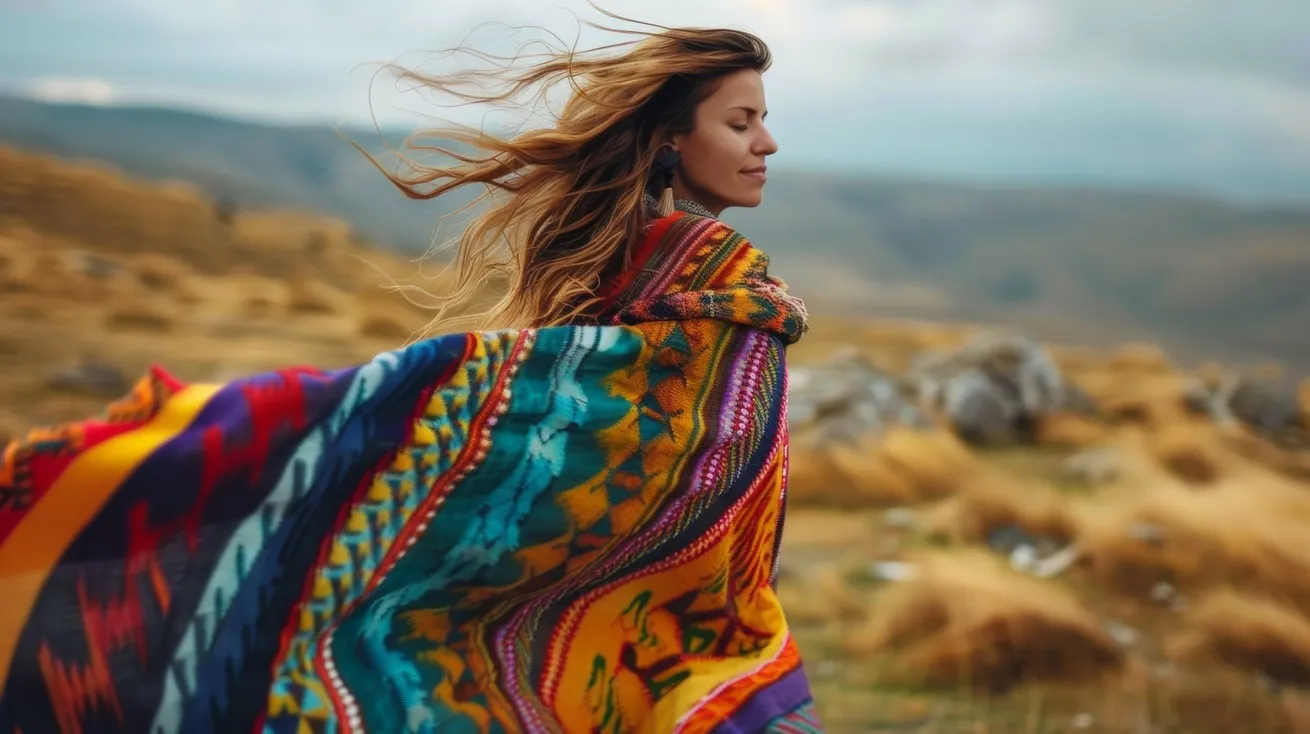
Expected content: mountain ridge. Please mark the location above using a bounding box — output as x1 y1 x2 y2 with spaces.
4 94 1309 372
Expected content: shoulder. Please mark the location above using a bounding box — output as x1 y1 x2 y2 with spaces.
611 213 809 344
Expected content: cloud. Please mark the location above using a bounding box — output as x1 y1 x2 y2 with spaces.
23 76 117 105
2 0 1308 199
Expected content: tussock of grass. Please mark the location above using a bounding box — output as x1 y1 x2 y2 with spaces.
104 293 175 332
1076 468 1310 607
1032 413 1109 448
920 476 1078 547
286 278 348 315
788 427 980 508
1169 591 1310 687
841 551 1124 693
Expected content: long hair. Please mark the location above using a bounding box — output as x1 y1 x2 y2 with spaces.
359 9 771 333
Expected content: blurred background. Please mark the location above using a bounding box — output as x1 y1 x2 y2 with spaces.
2 1 1310 732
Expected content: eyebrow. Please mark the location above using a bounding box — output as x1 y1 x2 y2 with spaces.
728 105 768 119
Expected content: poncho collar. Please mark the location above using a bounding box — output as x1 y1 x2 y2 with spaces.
599 210 809 345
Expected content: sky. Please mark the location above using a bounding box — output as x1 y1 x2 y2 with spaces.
2 0 1310 201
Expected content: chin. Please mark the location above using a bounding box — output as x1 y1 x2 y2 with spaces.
731 192 765 209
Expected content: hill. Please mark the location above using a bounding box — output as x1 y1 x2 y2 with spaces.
3 95 1310 371
5 147 1310 733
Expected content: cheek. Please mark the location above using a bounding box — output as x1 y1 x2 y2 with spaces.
684 133 742 190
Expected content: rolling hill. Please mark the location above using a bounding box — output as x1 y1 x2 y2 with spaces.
3 94 1309 371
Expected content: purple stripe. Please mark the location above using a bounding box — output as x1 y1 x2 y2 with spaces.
709 665 815 734
640 215 718 299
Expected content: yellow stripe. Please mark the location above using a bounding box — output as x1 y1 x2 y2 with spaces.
0 383 220 687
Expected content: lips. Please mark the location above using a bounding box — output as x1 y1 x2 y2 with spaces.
742 167 768 180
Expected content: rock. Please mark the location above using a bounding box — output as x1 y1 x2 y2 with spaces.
1009 543 1039 573
986 523 1045 555
1056 383 1100 416
909 332 1088 446
866 560 918 583
1030 543 1083 579
987 523 1079 577
44 358 129 396
987 524 1031 554
1128 521 1165 547
1181 377 1217 417
941 368 1023 445
65 250 122 279
1062 447 1123 485
1150 581 1175 603
1103 619 1138 647
1228 378 1306 445
883 508 920 529
1182 372 1307 447
787 348 931 442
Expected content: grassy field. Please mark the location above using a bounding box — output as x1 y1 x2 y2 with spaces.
4 146 1310 733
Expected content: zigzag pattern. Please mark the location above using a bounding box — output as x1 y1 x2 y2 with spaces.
0 210 821 734
149 344 447 734
264 331 518 731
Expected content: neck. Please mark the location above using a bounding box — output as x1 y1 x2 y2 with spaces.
671 183 725 217
644 191 717 219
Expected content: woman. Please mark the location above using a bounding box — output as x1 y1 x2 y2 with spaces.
0 15 818 734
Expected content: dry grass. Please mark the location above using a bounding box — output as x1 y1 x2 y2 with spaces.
1142 422 1232 485
1078 370 1192 427
357 303 428 342
131 252 192 292
9 145 1310 733
787 427 980 507
1106 342 1175 375
232 274 290 317
1032 412 1110 448
1075 461 1310 607
104 293 176 332
776 567 869 627
286 278 349 315
1169 591 1310 686
920 475 1079 546
841 551 1125 692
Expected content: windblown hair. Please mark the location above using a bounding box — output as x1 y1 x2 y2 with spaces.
361 10 771 332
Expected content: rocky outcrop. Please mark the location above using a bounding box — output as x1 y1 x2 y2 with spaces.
1183 372 1307 447
788 333 1098 447
787 347 931 442
909 333 1096 446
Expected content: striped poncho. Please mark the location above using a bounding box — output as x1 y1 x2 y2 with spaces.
0 211 819 733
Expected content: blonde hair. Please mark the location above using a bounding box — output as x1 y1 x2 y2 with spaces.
360 10 771 332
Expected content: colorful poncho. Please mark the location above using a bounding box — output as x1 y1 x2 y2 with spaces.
0 211 819 734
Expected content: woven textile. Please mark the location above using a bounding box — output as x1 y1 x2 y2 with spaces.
0 211 819 733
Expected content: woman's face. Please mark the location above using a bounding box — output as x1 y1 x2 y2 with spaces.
670 68 778 216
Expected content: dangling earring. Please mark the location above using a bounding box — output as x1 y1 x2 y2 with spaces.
653 146 681 217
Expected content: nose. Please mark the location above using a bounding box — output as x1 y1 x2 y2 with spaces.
755 126 778 157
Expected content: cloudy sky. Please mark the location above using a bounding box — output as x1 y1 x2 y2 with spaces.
3 0 1309 201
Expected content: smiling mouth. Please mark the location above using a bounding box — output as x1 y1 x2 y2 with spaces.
742 168 768 179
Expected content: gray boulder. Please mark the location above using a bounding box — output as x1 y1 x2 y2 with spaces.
788 348 931 442
1184 372 1307 447
909 332 1088 446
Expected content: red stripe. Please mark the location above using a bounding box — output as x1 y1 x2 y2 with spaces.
597 212 684 305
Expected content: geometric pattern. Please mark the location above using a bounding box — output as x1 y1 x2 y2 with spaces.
0 211 821 733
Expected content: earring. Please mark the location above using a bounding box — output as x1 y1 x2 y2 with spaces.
653 146 681 217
